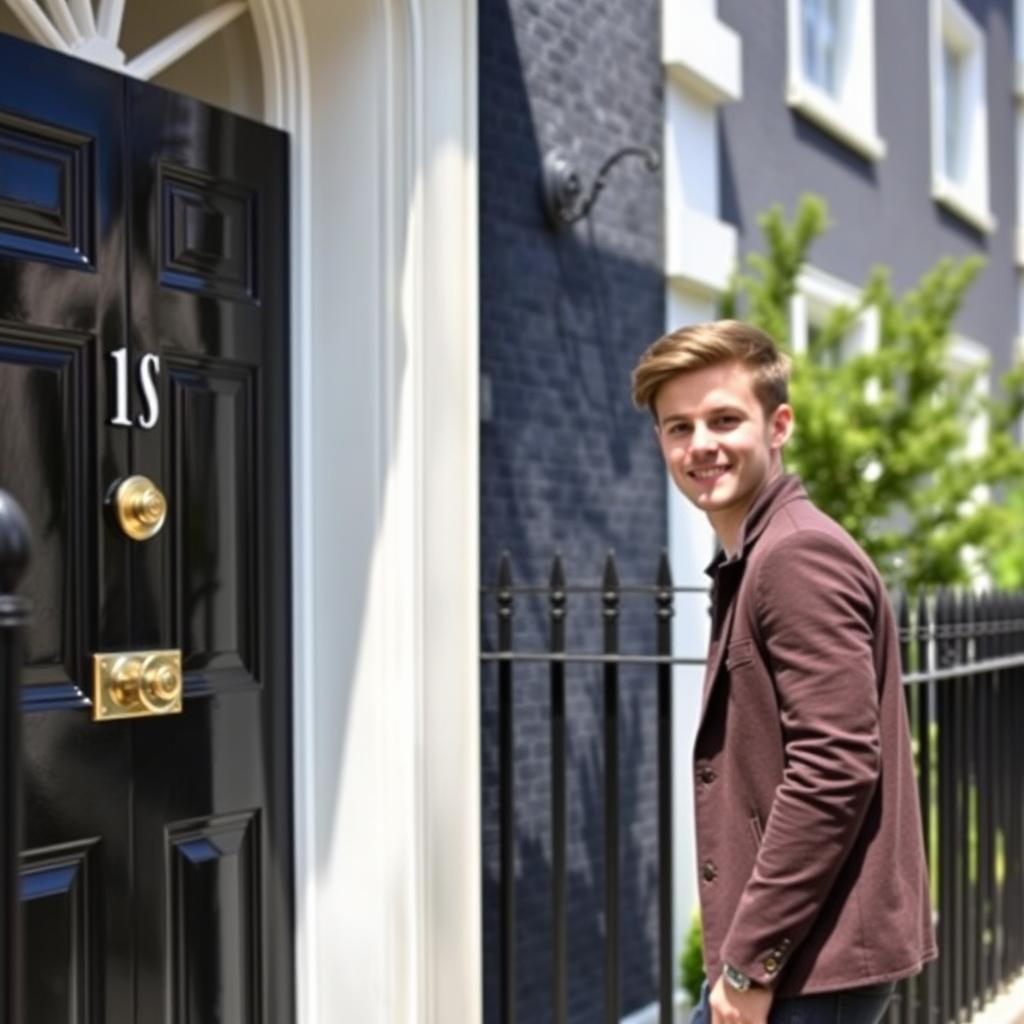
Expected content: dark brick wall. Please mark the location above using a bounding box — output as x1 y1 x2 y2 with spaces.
478 0 666 1020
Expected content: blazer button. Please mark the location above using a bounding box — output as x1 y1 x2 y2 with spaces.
702 861 717 882
698 767 716 785
763 955 779 974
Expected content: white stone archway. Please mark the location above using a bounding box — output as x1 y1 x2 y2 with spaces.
1 0 480 1019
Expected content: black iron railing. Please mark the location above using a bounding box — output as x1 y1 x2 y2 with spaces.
483 551 703 1024
483 551 1024 1024
894 590 1024 1024
0 490 30 1024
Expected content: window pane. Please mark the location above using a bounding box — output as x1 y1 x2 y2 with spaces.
943 43 964 181
802 0 840 96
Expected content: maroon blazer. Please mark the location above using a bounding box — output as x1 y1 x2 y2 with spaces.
694 474 936 994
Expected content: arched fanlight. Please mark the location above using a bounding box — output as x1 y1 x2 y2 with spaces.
4 0 248 78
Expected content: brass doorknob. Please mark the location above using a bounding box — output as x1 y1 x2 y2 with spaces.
139 653 180 714
113 475 167 540
93 649 183 721
108 656 142 709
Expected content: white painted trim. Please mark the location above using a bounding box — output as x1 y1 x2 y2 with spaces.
43 0 83 44
7 0 257 74
932 175 997 233
252 0 479 1019
126 2 248 80
95 0 126 42
789 265 879 360
662 5 741 105
948 333 991 373
240 1 318 1019
795 264 861 309
948 334 991 585
666 205 738 296
663 286 717 991
786 85 887 160
415 1 481 1019
948 334 990 499
5 0 70 50
785 0 886 161
67 0 95 35
929 0 994 233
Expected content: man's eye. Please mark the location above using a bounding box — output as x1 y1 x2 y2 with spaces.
669 423 691 435
714 415 740 428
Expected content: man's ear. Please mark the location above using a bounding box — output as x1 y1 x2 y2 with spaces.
770 403 794 449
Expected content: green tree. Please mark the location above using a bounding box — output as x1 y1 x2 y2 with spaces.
722 194 1024 590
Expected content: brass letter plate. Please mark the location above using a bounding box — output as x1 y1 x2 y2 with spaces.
93 649 183 721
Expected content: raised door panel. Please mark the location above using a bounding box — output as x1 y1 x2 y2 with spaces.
167 812 260 1024
168 360 258 692
21 840 101 1023
0 324 91 705
0 111 96 270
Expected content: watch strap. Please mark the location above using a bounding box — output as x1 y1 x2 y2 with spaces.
723 963 753 991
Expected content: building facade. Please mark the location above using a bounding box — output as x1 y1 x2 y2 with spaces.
2 1 1023 1022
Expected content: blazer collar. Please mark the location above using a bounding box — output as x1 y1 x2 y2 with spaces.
703 473 807 578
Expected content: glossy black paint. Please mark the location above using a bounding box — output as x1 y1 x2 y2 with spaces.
1 491 31 1024
0 32 293 1024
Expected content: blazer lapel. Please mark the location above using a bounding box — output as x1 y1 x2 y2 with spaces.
694 476 808 738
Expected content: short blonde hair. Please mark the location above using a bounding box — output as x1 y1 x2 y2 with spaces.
631 319 791 418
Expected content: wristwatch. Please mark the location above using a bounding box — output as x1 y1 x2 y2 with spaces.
723 964 754 992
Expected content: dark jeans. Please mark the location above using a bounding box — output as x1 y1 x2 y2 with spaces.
690 980 896 1024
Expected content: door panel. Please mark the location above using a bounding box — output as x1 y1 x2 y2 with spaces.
21 839 100 1023
0 111 96 271
0 31 293 1024
0 323 91 694
167 811 260 1024
169 361 257 684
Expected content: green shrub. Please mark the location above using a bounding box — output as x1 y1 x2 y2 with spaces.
679 908 705 1004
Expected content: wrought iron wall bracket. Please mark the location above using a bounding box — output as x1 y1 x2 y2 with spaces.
541 145 660 230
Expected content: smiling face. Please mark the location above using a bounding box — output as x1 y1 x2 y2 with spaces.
654 360 793 553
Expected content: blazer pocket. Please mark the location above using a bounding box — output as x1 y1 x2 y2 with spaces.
727 638 754 669
748 814 764 852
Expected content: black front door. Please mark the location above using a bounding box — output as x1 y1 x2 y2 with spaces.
0 32 293 1023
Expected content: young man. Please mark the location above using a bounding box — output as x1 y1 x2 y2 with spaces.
631 321 935 1024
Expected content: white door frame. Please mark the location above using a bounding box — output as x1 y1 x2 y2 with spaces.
249 0 480 1020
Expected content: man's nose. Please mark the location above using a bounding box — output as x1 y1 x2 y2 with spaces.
691 421 715 451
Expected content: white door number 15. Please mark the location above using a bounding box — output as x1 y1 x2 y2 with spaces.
110 347 160 429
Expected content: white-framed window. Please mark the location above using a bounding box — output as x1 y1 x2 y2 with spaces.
789 265 879 363
948 335 992 585
930 0 995 232
789 266 882 479
786 0 886 161
947 335 991 461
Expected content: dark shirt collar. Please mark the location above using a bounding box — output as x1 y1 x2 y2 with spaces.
703 473 807 578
